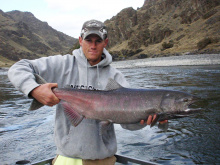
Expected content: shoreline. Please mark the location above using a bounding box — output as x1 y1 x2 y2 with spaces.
112 54 220 68
1 54 220 69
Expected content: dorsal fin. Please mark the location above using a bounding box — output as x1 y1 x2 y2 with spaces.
105 78 123 91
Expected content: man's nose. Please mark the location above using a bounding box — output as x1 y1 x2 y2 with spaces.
91 41 97 48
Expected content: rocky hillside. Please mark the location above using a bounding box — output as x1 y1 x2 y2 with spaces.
1 0 220 66
105 0 220 60
0 10 77 67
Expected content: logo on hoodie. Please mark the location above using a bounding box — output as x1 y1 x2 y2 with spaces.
70 84 98 90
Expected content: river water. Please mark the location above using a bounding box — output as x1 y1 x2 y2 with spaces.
0 61 220 164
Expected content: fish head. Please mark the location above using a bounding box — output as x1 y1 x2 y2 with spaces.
161 91 201 114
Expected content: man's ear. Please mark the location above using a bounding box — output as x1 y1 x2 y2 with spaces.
104 38 108 48
79 37 83 46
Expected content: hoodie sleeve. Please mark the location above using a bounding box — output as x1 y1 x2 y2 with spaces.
7 55 73 96
8 59 42 96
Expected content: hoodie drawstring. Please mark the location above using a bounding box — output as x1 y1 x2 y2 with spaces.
97 64 101 90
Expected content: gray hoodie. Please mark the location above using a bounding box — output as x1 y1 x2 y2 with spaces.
8 47 132 159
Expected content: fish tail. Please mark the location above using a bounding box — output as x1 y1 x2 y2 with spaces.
29 74 47 111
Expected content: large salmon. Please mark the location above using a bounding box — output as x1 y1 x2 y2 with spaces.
30 74 201 127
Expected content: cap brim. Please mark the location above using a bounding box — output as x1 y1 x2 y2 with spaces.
83 31 103 40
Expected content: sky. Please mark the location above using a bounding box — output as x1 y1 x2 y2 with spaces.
1 0 144 38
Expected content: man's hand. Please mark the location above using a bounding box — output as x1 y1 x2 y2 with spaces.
30 83 60 107
140 114 168 125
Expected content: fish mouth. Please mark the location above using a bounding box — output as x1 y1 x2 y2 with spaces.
185 96 204 113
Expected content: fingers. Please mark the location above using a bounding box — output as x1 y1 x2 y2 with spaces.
140 114 157 125
159 120 168 124
43 84 60 106
146 115 153 125
47 83 60 105
140 120 145 125
147 114 157 125
49 83 58 89
31 83 60 106
140 114 168 126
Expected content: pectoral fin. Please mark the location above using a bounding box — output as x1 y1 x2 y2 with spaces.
61 101 84 127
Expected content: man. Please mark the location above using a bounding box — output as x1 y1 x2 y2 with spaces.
8 19 166 165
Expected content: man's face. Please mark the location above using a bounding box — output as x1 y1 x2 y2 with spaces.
79 34 108 66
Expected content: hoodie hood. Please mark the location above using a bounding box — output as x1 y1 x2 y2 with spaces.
72 47 113 90
73 47 112 68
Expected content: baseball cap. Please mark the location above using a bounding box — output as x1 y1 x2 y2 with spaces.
80 19 108 40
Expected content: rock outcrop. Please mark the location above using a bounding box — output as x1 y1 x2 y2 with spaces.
105 0 220 60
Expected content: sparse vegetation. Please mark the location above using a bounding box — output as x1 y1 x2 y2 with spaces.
162 40 174 50
105 0 220 59
0 10 77 66
197 37 219 50
202 9 218 19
